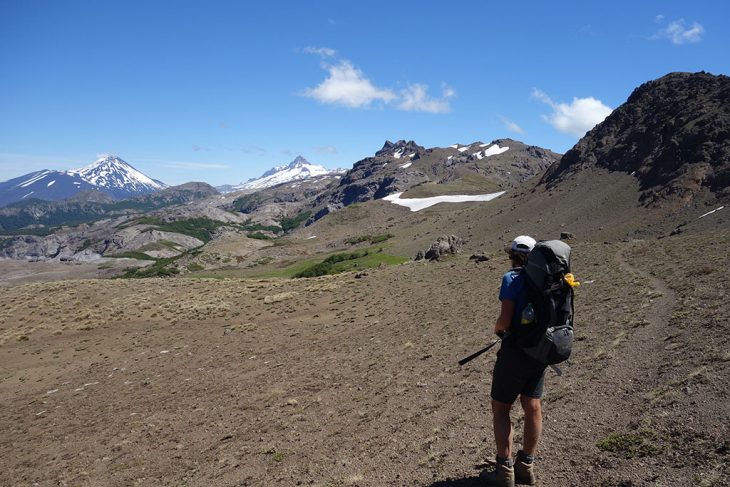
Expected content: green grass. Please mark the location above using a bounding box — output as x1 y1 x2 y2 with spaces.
293 248 407 278
597 432 661 458
247 232 273 240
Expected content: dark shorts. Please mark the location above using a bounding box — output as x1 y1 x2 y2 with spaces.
490 344 547 404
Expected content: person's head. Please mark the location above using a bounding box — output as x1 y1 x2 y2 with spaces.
507 235 536 267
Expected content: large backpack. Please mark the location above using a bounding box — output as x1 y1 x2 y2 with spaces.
514 240 575 365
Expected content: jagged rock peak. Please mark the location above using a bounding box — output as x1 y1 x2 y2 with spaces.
375 140 425 158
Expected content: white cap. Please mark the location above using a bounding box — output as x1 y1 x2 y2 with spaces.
510 235 536 254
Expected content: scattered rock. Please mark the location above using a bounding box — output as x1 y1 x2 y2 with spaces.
560 232 575 240
354 271 368 279
469 253 490 263
414 250 425 261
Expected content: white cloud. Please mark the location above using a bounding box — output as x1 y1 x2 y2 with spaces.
532 88 612 137
653 18 704 44
302 46 337 58
314 145 338 154
499 116 525 135
397 84 454 114
302 61 396 108
655 14 665 24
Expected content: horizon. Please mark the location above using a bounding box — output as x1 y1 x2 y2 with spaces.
1 1 728 186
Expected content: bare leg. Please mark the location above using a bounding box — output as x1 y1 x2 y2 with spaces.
520 395 542 455
492 399 514 458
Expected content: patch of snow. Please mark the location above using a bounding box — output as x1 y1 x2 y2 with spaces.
449 144 458 149
479 143 489 148
382 163 388 168
408 153 416 158
16 170 51 188
399 162 413 169
21 191 34 199
458 146 470 153
447 156 453 161
484 144 509 157
382 191 506 212
47 180 56 187
698 206 724 219
474 152 483 160
393 150 403 159
306 235 317 239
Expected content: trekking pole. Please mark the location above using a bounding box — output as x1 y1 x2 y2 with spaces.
458 338 501 366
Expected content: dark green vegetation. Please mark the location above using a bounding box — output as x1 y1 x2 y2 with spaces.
133 217 224 243
293 249 407 278
345 233 394 245
0 186 216 234
109 251 156 261
280 211 311 233
240 219 281 234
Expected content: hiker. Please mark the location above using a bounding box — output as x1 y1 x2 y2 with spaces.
481 235 545 487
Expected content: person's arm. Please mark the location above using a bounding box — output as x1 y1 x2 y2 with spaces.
494 299 515 336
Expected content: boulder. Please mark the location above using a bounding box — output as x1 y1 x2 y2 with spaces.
424 235 463 261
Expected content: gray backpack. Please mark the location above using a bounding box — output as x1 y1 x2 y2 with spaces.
515 240 575 365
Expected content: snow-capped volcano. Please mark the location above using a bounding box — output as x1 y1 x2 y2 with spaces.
0 155 167 206
219 156 346 192
68 155 166 198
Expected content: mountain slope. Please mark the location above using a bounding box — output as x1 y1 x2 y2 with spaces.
545 71 730 205
0 170 99 207
217 156 346 193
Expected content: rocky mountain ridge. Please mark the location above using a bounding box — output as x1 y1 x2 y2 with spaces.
545 71 730 206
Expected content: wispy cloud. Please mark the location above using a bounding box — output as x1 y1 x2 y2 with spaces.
396 83 454 114
652 17 704 45
302 60 396 108
532 89 612 137
192 145 211 152
499 116 525 135
302 46 337 58
241 146 267 156
314 145 338 154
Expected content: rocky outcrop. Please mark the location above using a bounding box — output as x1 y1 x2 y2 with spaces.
423 235 463 261
544 72 730 203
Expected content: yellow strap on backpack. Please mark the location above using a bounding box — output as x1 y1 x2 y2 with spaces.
564 273 580 288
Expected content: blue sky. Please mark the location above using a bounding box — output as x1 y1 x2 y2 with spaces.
1 1 728 186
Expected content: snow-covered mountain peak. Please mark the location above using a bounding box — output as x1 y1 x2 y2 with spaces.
218 156 346 192
68 155 166 195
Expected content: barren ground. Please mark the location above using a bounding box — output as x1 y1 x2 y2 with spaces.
1 231 728 486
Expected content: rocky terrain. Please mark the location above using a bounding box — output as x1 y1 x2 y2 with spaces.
0 71 728 486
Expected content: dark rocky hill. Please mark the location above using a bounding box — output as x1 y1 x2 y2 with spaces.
545 72 730 205
310 138 559 221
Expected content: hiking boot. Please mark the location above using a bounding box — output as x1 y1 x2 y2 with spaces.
514 451 537 485
479 460 515 487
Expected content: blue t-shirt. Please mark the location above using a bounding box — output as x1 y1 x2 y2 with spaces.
499 268 528 330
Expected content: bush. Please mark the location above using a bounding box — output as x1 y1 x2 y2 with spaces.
345 233 394 245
